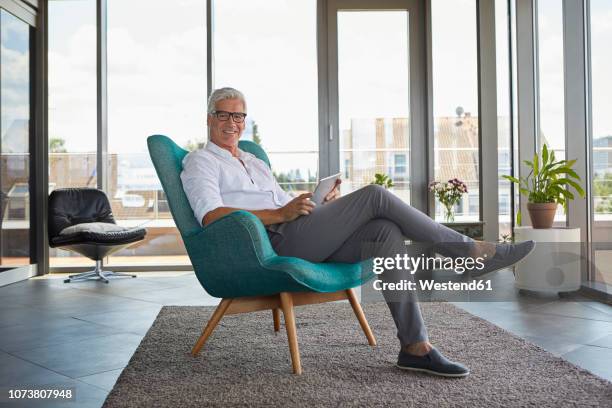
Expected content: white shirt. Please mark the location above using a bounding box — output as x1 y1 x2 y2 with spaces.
180 141 293 225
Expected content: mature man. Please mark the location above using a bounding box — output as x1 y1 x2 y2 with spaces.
181 87 534 377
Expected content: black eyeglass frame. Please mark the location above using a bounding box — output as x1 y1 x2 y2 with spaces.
211 110 248 123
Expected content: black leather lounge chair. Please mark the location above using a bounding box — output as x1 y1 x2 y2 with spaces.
48 188 147 283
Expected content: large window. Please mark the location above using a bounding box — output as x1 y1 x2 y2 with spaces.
48 0 97 267
337 10 410 202
45 0 529 273
214 0 318 195
589 0 612 287
537 0 566 223
510 0 520 234
497 0 512 238
1 9 31 269
106 0 207 266
431 0 479 221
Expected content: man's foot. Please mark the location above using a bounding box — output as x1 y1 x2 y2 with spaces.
465 240 536 279
396 347 469 377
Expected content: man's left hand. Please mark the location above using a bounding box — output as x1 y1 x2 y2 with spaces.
324 179 342 203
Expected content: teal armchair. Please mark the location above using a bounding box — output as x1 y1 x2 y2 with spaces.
147 135 376 374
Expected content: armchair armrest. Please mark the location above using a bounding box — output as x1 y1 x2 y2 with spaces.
183 211 303 297
198 210 275 259
183 210 374 299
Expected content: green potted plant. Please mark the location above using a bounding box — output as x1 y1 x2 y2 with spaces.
371 173 394 189
502 144 585 228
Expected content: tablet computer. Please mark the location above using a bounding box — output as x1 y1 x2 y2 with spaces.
311 173 342 205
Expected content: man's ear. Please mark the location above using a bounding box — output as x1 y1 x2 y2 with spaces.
207 114 212 127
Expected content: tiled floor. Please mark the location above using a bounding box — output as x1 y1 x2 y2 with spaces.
0 270 611 407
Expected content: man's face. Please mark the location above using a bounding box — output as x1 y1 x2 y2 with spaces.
208 98 246 150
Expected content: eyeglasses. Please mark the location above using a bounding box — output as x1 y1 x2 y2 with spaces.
212 110 247 123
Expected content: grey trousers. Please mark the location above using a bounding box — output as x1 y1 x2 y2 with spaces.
267 184 474 346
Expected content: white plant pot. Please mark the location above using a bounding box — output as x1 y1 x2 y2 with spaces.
513 226 581 293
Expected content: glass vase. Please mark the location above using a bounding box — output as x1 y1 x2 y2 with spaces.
444 204 455 223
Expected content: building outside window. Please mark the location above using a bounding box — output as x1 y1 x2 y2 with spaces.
394 154 407 178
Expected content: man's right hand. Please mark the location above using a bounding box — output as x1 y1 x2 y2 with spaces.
278 193 315 222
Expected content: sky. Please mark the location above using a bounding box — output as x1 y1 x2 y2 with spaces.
432 0 479 119
337 11 409 133
45 0 612 169
1 9 30 152
48 0 97 152
537 0 565 151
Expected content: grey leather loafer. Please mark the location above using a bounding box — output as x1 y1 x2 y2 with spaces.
396 348 469 377
465 240 536 279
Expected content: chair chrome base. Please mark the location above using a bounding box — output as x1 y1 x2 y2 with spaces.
64 260 137 284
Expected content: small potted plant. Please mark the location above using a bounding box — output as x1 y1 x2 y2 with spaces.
502 144 585 228
371 173 394 189
429 178 468 222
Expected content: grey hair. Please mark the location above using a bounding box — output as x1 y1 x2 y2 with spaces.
207 87 247 114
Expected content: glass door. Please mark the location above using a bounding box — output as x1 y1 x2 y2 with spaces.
0 7 33 276
326 0 426 209
588 0 612 293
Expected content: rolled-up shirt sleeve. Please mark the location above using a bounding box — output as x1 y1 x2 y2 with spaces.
180 152 224 225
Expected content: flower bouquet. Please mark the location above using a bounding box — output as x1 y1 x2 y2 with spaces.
429 178 468 222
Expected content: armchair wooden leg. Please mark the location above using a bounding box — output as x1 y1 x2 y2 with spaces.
191 298 233 356
346 289 377 346
279 292 302 374
272 308 281 332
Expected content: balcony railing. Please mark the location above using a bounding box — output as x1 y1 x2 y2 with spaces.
2 144 607 265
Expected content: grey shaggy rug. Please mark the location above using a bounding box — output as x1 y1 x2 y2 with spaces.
103 302 612 407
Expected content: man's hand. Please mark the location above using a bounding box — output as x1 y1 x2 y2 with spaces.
278 193 315 222
324 179 342 203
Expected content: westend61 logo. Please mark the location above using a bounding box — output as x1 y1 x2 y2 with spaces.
372 253 486 275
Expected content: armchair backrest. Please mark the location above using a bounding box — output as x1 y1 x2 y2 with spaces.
48 188 115 239
147 135 203 237
238 140 271 168
147 135 270 238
